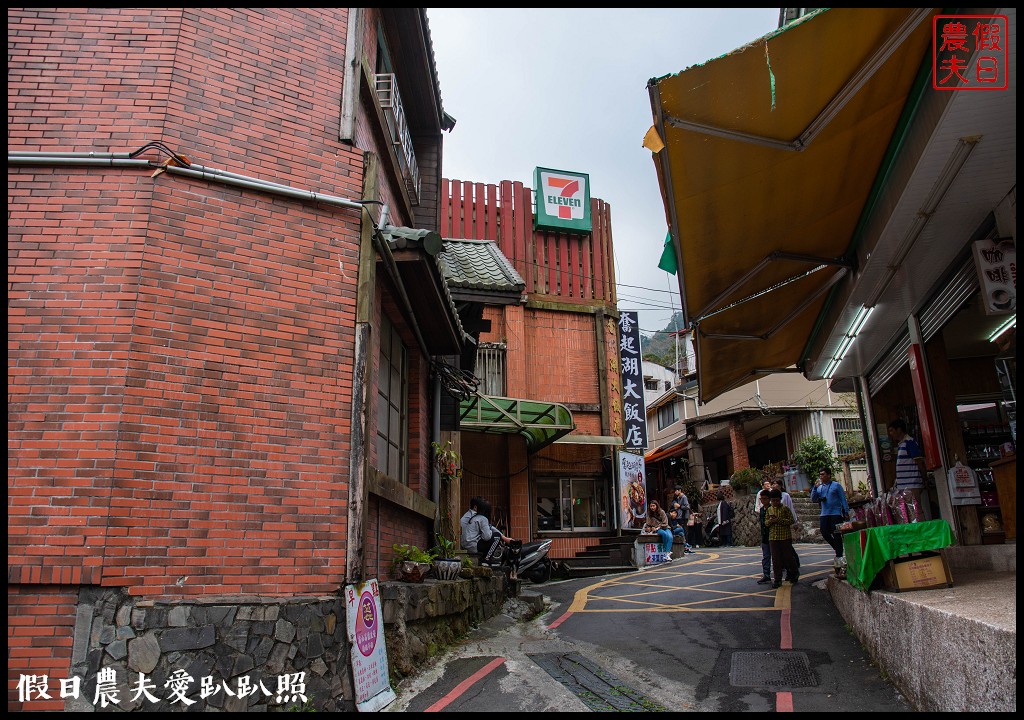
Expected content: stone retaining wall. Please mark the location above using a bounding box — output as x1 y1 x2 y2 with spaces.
68 588 351 712
66 576 508 712
727 493 825 546
380 574 506 678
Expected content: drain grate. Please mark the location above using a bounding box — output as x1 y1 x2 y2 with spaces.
529 652 666 712
730 651 818 689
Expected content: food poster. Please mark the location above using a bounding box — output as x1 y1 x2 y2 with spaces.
344 579 396 712
618 450 647 529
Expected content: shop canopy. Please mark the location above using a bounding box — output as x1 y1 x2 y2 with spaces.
646 8 939 403
644 438 690 465
459 394 575 453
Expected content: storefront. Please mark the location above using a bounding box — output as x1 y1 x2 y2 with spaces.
643 8 1016 548
858 236 1016 545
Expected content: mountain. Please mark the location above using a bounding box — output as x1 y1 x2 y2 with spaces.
640 311 686 366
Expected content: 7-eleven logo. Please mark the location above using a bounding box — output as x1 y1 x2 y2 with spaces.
543 173 585 220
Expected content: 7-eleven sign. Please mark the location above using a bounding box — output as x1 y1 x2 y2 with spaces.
534 167 592 234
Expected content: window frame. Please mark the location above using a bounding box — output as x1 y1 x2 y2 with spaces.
832 416 865 458
376 314 409 484
657 401 679 431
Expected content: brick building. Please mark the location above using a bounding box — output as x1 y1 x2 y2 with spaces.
440 178 625 560
9 8 461 711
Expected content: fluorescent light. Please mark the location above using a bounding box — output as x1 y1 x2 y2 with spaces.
849 306 875 336
823 358 840 379
824 305 875 380
835 334 855 360
988 316 1016 342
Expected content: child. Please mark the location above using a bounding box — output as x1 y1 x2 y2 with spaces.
764 489 799 588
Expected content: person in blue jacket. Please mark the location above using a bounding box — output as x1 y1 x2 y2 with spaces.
810 468 850 563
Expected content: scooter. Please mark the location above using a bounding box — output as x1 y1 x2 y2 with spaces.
482 537 553 584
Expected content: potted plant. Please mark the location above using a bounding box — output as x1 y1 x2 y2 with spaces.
791 435 840 479
392 543 434 583
729 466 765 495
430 535 461 581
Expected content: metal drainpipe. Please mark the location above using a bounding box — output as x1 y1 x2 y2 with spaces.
9 156 152 169
9 152 367 212
10 151 435 359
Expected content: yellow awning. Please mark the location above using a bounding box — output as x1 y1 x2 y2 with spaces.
647 8 939 403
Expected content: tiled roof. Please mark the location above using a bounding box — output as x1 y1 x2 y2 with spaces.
437 239 526 295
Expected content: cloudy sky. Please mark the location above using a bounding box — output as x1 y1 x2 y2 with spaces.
427 8 780 335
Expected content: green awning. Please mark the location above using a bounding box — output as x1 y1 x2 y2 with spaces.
459 394 575 453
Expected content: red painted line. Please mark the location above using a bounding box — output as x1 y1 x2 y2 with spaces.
547 610 572 629
779 607 793 650
424 656 506 713
776 691 794 712
776 605 794 711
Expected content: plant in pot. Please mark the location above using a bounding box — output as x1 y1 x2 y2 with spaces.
791 435 840 480
430 534 461 581
392 543 434 583
729 466 765 495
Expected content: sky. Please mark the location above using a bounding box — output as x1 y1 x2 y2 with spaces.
426 8 781 336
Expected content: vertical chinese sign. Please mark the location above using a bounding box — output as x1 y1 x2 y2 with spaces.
972 237 1016 314
617 311 649 530
933 14 1009 90
345 579 395 712
618 311 648 451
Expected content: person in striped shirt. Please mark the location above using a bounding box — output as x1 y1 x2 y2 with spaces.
887 419 930 521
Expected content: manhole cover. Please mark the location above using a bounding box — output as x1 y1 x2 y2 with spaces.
529 652 666 711
730 651 818 689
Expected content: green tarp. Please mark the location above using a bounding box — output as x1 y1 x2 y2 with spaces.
459 394 574 454
843 519 955 591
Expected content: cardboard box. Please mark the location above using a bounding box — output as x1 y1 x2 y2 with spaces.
880 551 953 592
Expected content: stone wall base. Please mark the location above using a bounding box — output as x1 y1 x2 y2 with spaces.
380 576 505 678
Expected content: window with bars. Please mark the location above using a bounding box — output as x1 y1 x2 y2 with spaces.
474 342 506 396
832 416 865 458
376 315 408 484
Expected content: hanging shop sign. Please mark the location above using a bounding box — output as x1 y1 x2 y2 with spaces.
618 311 649 451
344 579 395 712
617 450 647 530
972 237 1016 315
534 167 592 234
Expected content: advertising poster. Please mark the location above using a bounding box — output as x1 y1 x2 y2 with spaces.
644 543 671 565
344 579 396 712
618 450 647 530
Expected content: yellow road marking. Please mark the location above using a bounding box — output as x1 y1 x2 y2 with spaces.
566 556 834 614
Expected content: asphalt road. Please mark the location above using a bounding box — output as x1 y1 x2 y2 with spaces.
387 545 912 712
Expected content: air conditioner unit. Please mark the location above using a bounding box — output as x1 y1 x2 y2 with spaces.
374 73 421 202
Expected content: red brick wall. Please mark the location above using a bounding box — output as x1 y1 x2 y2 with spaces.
730 420 750 473
8 8 375 596
363 495 433 582
7 586 78 712
521 309 600 404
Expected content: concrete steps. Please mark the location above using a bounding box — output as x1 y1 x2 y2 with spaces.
559 535 637 579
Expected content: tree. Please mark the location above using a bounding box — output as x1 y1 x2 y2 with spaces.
791 435 839 478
